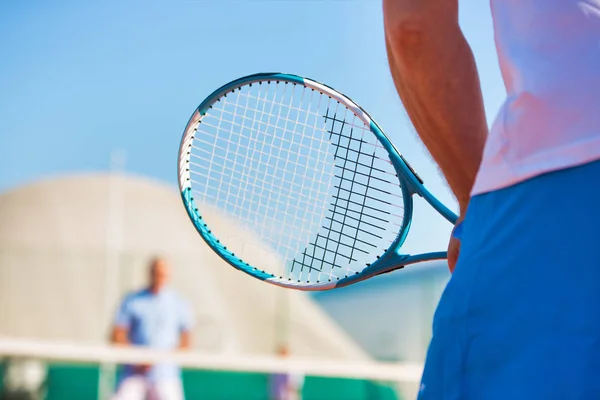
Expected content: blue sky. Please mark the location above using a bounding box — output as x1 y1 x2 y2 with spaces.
0 0 505 256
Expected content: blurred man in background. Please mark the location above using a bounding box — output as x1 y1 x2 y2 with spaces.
269 346 304 400
111 257 194 400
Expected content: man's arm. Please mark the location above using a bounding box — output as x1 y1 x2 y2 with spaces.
382 0 487 214
178 299 194 350
111 296 131 346
111 326 130 345
179 331 191 350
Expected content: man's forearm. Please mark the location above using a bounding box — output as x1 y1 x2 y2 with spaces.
383 1 487 214
111 327 130 345
179 331 191 349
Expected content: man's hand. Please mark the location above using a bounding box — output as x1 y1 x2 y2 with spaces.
111 326 129 345
448 231 461 273
447 215 465 273
179 331 191 350
133 364 151 375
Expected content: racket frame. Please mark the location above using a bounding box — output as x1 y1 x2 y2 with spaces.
178 73 457 290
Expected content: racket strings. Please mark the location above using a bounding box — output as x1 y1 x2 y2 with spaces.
191 83 340 280
286 89 334 283
247 84 335 267
305 111 374 277
266 84 313 264
187 81 405 283
335 115 381 266
291 104 405 282
200 92 396 173
230 91 406 220
315 105 359 277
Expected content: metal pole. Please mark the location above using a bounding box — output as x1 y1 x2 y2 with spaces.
98 148 126 400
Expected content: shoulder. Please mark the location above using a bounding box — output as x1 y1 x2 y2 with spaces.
120 289 149 307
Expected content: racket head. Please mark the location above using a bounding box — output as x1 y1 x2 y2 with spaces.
178 73 415 290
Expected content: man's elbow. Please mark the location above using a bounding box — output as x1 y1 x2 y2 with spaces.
383 1 459 59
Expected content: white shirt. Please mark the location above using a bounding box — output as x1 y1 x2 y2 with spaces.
472 0 600 195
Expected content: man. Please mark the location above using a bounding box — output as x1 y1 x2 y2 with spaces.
111 257 194 400
269 346 304 400
384 0 600 398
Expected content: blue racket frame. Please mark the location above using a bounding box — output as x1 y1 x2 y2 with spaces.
178 72 458 290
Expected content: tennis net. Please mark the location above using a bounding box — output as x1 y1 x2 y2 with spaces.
0 337 423 400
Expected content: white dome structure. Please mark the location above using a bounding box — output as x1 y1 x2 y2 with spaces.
0 172 367 361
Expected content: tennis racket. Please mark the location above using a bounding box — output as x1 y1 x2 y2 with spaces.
178 73 457 291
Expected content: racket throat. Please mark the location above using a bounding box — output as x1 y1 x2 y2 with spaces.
365 251 411 276
367 250 448 277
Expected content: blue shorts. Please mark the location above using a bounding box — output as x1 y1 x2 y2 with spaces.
418 160 600 400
